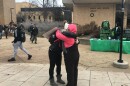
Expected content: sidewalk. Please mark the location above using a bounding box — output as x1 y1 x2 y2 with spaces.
0 63 130 86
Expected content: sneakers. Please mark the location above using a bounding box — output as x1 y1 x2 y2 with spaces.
28 54 32 60
8 55 32 62
8 58 16 62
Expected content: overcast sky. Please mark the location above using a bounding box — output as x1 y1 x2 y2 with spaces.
15 0 63 6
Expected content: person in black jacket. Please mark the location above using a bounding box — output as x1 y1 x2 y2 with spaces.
28 23 34 40
48 27 77 86
0 24 3 39
4 25 9 39
31 24 38 44
8 24 32 62
48 30 64 86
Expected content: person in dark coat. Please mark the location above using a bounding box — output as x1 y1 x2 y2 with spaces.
4 25 9 39
8 24 32 62
28 23 34 40
31 24 38 44
48 27 77 86
48 31 65 86
0 24 3 39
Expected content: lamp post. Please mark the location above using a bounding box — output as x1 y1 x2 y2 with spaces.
113 0 129 69
10 8 14 22
118 0 125 63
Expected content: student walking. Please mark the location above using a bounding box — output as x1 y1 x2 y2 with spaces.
0 24 3 39
28 23 34 40
4 25 9 39
31 24 38 44
8 24 32 62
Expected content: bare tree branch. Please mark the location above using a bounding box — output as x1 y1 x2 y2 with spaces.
29 0 59 8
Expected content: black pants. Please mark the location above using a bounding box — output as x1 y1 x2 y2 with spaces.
32 35 37 43
48 45 62 79
0 32 2 39
64 44 79 86
30 32 33 40
5 32 8 39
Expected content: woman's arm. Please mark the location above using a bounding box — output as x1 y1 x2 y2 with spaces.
56 30 70 42
62 31 77 39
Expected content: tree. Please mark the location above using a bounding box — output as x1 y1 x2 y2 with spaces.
27 0 63 22
17 12 26 23
29 0 59 7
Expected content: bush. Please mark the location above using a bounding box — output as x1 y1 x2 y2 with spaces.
22 21 64 37
77 21 100 38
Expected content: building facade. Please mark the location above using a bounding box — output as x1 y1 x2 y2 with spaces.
16 2 38 14
63 0 130 28
21 7 65 22
0 0 16 24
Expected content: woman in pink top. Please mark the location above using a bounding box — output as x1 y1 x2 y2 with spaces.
56 24 80 86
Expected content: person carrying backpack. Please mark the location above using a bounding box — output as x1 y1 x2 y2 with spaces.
47 27 77 86
8 24 32 62
48 30 65 86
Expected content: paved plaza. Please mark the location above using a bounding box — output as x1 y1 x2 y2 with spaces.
0 35 130 86
0 63 129 86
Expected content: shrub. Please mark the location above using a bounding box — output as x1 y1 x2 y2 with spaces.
77 21 100 38
22 21 64 37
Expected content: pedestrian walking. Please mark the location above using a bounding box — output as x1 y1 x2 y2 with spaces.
28 23 34 40
0 23 3 39
8 24 32 62
9 21 15 33
31 24 38 44
4 25 9 39
56 24 80 86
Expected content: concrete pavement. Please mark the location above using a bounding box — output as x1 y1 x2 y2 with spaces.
0 63 130 86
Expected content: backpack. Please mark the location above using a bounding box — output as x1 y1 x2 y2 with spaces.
49 34 57 44
21 31 26 42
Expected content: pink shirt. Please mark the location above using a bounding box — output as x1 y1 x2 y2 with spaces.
56 30 75 48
